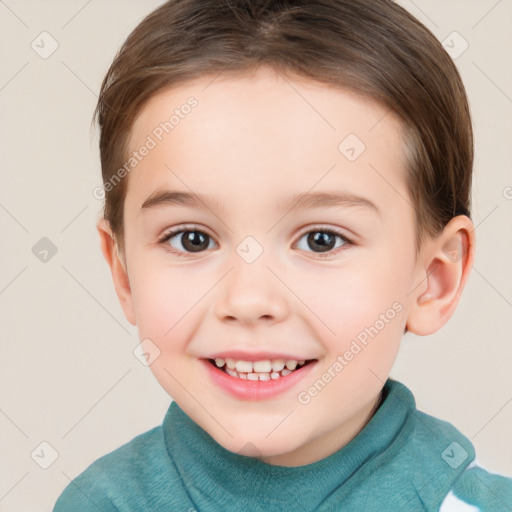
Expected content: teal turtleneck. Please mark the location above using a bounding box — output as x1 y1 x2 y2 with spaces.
53 379 512 511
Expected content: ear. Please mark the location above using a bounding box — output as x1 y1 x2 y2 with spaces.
406 215 475 336
96 218 136 326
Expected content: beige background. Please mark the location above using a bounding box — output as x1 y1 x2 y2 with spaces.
0 1 511 510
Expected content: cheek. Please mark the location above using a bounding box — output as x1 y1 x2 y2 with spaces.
293 260 406 333
128 260 207 396
129 259 201 347
288 258 408 383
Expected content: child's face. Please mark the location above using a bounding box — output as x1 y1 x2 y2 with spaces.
115 66 428 466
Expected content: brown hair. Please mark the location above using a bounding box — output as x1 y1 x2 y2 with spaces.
93 0 473 253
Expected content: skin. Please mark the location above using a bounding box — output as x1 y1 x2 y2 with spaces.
97 66 475 467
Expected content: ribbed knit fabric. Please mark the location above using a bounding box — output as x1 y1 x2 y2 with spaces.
53 379 512 511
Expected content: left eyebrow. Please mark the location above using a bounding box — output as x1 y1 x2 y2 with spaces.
277 191 380 216
139 189 380 216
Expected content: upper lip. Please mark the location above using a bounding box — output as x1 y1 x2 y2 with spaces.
204 351 317 362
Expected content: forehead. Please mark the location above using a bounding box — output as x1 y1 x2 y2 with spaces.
129 67 404 147
125 67 409 217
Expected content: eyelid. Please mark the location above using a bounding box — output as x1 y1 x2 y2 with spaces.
295 224 354 244
158 223 216 242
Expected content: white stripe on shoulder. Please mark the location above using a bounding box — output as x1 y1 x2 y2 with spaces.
439 490 479 512
466 459 479 470
439 458 498 511
467 457 512 477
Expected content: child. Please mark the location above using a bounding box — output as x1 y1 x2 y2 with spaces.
53 0 512 510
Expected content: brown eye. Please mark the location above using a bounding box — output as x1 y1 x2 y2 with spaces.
307 232 337 253
296 228 351 256
160 228 215 255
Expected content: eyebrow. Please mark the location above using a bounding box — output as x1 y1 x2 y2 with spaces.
139 189 380 216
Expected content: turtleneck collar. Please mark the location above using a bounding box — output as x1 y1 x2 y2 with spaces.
162 379 415 509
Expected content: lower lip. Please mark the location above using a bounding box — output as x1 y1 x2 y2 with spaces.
202 359 317 401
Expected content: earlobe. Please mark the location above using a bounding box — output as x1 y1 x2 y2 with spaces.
406 216 475 336
96 218 136 326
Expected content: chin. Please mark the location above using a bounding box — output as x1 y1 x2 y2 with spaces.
216 429 300 462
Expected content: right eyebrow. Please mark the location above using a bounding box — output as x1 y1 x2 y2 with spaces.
139 190 221 214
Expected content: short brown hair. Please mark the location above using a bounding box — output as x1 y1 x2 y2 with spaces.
93 0 473 252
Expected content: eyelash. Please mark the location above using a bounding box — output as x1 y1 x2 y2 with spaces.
157 225 354 258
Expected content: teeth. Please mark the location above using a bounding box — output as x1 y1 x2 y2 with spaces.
225 358 236 370
253 360 271 372
235 360 253 373
212 357 311 380
271 360 285 372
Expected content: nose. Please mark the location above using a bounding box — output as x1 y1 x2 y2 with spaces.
214 256 289 327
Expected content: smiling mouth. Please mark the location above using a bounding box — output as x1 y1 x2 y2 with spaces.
208 358 316 380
